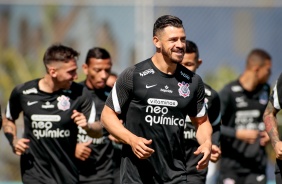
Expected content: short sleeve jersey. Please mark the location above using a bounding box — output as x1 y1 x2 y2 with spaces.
270 73 282 111
5 79 96 184
77 83 114 183
105 59 206 184
219 80 270 174
184 83 221 176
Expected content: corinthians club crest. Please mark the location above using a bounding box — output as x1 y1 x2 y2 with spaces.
57 95 70 111
178 81 190 98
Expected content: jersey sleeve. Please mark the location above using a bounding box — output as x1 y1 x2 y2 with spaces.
188 76 206 118
105 66 134 114
80 87 96 124
219 85 236 138
270 73 282 111
5 85 23 121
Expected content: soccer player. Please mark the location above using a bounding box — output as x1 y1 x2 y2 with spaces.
218 49 272 184
75 47 116 184
263 73 282 183
101 15 212 183
3 44 101 184
181 40 221 184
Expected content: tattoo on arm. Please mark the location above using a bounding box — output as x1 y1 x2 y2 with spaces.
3 119 17 146
263 102 280 147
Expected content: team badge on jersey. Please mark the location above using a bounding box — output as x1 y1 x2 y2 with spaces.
259 91 268 105
57 95 70 111
178 82 190 98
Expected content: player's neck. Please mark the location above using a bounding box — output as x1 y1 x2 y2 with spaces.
239 71 258 92
39 75 60 93
151 54 177 75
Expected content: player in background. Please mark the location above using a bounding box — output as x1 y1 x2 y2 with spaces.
3 44 102 184
106 72 122 184
263 73 282 183
75 47 118 184
181 40 221 184
101 15 212 183
218 49 271 184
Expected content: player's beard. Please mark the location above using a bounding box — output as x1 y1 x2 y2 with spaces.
162 47 184 64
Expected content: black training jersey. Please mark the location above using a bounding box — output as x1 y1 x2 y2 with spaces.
77 82 114 184
269 73 282 173
219 80 270 174
270 73 282 111
184 83 221 177
105 58 206 184
5 79 96 184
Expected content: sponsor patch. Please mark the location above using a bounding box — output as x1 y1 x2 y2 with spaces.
23 88 38 94
139 68 155 77
180 71 190 80
42 101 55 109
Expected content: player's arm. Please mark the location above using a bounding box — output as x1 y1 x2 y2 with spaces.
72 109 103 138
3 117 30 156
263 101 280 156
190 114 212 170
102 105 154 159
190 77 212 170
4 86 30 156
219 86 258 143
73 87 103 138
101 66 154 159
263 76 282 159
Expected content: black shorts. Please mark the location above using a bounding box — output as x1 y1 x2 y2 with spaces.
218 172 266 184
187 174 206 184
275 159 282 184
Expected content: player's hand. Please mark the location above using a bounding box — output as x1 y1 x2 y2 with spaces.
210 144 221 163
129 136 154 159
72 110 88 130
236 129 259 144
260 131 270 146
75 140 92 161
13 138 30 156
194 141 211 170
274 141 282 160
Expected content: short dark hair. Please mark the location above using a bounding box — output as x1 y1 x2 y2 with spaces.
185 40 199 61
153 15 183 36
85 47 111 65
246 49 271 68
43 44 79 66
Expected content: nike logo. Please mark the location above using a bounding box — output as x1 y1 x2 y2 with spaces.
27 101 38 106
146 84 157 89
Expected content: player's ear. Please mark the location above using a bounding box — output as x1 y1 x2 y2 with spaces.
197 59 203 68
153 36 161 49
46 64 57 77
82 64 89 75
